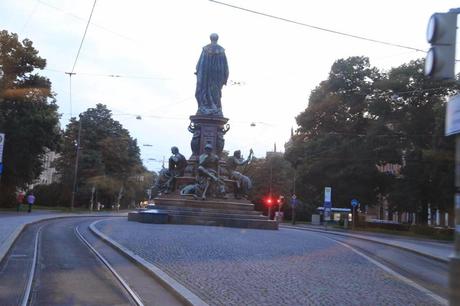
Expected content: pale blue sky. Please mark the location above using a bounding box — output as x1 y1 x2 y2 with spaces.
1 0 459 171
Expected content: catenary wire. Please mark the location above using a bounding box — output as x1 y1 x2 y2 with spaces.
209 0 426 53
70 0 97 74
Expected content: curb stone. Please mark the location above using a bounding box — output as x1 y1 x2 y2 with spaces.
90 219 209 306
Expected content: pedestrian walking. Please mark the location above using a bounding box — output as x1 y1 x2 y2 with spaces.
16 191 25 212
27 193 36 213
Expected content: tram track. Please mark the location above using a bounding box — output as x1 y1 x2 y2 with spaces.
0 217 184 306
20 225 42 306
74 225 144 306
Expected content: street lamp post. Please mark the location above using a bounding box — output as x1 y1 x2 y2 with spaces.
70 116 82 211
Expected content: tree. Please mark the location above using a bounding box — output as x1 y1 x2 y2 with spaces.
286 57 389 210
378 59 458 222
246 155 298 218
0 30 60 207
55 104 146 208
286 56 458 224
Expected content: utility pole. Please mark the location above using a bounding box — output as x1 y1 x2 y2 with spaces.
70 116 82 211
425 8 459 304
452 134 460 304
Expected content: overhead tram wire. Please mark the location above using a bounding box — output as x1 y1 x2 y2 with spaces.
66 0 97 117
70 0 97 75
37 0 139 44
209 0 426 53
44 68 172 80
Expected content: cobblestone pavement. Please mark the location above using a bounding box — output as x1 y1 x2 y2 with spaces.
286 224 452 261
97 219 442 306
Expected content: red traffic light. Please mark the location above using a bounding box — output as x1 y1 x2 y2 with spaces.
265 197 273 206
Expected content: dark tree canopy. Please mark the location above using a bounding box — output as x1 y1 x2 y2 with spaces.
0 30 60 207
286 56 459 222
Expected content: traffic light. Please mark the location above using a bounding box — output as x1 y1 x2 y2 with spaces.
265 196 273 206
424 12 457 80
277 196 284 205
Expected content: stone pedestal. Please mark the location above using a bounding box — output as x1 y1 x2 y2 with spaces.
188 115 229 157
129 196 278 230
129 112 277 230
186 115 230 176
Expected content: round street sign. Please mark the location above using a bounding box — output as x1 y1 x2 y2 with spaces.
351 199 359 207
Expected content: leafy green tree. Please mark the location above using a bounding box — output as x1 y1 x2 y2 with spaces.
0 30 60 207
56 104 145 208
286 57 389 210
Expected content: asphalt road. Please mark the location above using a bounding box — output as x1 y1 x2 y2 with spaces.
0 217 184 306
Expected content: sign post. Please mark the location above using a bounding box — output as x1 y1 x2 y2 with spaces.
290 195 297 225
0 133 5 182
276 196 284 222
445 93 460 304
324 187 332 230
351 199 359 230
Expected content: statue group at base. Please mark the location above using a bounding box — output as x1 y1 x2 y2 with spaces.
179 144 253 200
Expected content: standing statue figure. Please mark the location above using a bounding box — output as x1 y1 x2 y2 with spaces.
195 33 229 117
227 149 254 198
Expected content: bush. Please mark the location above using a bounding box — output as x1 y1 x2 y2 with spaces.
32 183 70 207
363 221 410 231
410 225 454 240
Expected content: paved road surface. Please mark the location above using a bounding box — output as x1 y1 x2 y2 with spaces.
96 219 446 306
0 217 184 306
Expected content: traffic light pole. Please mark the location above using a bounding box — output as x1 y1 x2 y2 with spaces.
451 136 460 304
424 9 459 303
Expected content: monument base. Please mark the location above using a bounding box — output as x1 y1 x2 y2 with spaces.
129 195 278 230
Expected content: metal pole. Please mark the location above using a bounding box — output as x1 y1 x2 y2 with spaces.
351 206 356 230
70 116 82 211
269 157 273 220
65 72 76 117
450 135 460 304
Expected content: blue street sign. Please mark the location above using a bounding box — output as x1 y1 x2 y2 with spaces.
351 199 359 207
0 163 3 174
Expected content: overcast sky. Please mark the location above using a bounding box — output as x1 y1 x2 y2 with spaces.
1 0 459 172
